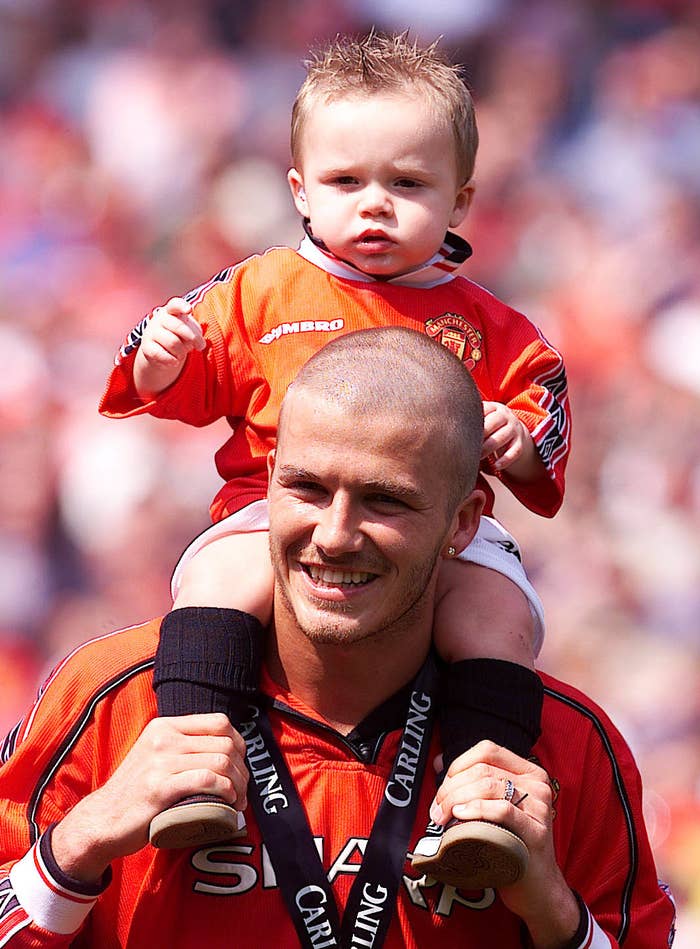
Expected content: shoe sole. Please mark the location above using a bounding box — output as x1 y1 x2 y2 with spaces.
412 820 528 890
149 800 244 849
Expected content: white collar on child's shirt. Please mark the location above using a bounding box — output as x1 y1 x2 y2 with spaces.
296 220 472 290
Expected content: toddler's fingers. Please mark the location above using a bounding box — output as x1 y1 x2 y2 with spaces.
153 306 206 351
163 296 193 317
177 312 206 350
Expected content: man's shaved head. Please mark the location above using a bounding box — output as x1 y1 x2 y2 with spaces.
277 327 484 509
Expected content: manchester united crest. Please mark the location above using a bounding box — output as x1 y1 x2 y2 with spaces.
425 313 483 370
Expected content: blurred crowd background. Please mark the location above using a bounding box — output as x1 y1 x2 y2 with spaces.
1 0 698 940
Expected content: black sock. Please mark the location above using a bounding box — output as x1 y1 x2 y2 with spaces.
153 607 264 725
440 658 544 773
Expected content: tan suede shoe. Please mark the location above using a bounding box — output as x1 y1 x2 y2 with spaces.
411 820 529 890
149 796 246 849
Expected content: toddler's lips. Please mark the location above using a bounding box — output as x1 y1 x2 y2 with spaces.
355 232 394 252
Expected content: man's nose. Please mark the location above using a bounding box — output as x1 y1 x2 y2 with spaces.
358 183 393 217
312 495 363 555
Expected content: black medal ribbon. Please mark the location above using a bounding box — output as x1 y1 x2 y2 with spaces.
240 656 438 949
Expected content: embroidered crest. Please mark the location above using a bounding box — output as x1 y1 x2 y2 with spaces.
425 314 483 370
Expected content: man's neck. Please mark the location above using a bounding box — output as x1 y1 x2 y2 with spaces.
265 615 432 735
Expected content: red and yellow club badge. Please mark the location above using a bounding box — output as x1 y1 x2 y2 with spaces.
425 313 483 370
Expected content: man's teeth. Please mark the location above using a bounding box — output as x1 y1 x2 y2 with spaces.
307 565 371 585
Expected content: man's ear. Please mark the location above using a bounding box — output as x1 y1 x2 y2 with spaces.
267 449 277 489
288 168 308 217
445 488 485 557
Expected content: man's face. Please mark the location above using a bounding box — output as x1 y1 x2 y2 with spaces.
267 388 478 646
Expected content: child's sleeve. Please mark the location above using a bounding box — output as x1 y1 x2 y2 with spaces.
485 327 571 517
99 267 258 427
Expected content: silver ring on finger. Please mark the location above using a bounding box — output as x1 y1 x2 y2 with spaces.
503 778 515 803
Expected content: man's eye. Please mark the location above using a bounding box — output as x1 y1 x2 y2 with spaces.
292 481 322 493
371 494 406 508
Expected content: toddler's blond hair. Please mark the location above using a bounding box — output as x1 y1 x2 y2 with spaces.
291 31 478 184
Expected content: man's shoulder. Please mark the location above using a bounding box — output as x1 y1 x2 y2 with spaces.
44 618 160 692
540 671 612 721
28 620 158 728
2 619 160 765
538 671 638 775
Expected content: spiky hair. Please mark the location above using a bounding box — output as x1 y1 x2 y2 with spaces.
290 31 478 183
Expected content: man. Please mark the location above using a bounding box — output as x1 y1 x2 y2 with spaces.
0 329 674 947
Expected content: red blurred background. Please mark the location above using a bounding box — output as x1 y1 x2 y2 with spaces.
1 1 698 939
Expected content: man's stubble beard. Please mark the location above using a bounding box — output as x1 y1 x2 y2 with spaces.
270 542 444 648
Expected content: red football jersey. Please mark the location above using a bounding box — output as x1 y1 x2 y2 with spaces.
0 620 675 948
100 236 571 523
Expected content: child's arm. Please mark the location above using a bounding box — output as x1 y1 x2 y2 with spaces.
100 281 241 425
480 327 571 517
133 297 206 400
482 400 546 485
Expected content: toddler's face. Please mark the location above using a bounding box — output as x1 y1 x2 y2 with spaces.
288 92 472 278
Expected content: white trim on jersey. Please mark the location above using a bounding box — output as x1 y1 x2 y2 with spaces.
9 842 96 937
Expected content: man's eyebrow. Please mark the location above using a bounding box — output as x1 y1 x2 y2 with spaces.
275 465 319 481
364 478 425 502
275 465 425 502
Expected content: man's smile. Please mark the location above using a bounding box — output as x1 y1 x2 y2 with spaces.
303 563 376 588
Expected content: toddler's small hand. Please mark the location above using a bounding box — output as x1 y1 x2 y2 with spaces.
482 401 529 471
144 297 206 364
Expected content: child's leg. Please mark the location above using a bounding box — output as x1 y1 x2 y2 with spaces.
174 530 274 622
434 560 542 767
150 530 273 849
412 554 544 890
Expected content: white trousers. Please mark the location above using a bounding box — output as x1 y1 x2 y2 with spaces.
171 502 545 655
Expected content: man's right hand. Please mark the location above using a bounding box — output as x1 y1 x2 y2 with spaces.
50 713 248 883
430 741 581 948
133 297 206 399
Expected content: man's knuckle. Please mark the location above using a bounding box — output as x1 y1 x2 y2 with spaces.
194 768 213 789
487 777 502 797
530 763 549 784
148 731 169 754
220 736 235 755
232 733 247 755
478 739 499 754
